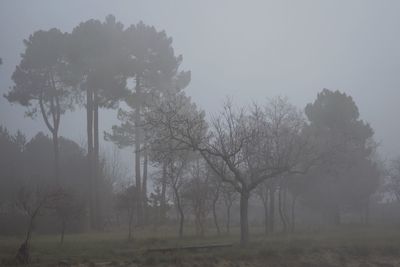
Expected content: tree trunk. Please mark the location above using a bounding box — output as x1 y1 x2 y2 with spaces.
134 77 143 226
93 90 101 230
52 130 60 183
179 207 184 238
239 191 250 247
128 206 134 241
226 203 231 235
283 186 290 232
25 216 35 246
278 186 288 234
263 199 269 235
212 186 221 235
268 187 275 233
195 210 205 237
134 107 142 226
39 87 61 185
17 212 37 264
261 186 269 235
173 187 184 238
290 194 297 233
134 148 141 226
142 146 148 224
86 87 94 230
160 162 167 225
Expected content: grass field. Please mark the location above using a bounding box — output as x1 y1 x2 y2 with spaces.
2 226 400 266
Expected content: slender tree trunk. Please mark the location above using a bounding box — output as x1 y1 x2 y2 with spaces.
93 90 101 230
25 216 35 246
134 148 141 226
179 207 184 238
128 206 134 241
86 87 94 230
290 194 297 233
239 190 250 247
200 211 206 236
134 110 142 225
134 146 142 226
17 215 35 264
142 145 148 224
52 130 60 183
173 186 184 238
39 90 60 185
264 204 269 235
268 187 275 233
263 195 269 235
160 162 167 224
283 185 290 231
17 207 42 264
226 203 231 235
261 186 269 235
49 72 61 184
212 204 220 236
134 77 143 226
278 186 288 234
195 209 205 237
212 186 221 235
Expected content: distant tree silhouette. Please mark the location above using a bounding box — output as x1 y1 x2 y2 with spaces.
0 126 26 207
106 22 190 225
299 89 379 225
68 15 128 229
389 157 400 203
4 28 72 184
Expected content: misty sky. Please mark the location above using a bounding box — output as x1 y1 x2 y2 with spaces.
1 0 399 160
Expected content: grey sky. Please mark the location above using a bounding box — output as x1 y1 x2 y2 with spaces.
0 0 399 160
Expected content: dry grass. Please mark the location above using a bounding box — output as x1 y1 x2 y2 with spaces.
2 225 400 266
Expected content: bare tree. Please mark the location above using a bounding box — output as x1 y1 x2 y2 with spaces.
53 190 84 244
166 150 191 238
115 184 138 241
183 158 212 236
15 185 64 264
150 163 170 226
147 94 315 246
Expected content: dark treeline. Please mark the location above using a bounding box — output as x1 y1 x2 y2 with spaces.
1 14 400 263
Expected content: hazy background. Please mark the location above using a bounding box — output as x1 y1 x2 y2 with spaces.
1 0 399 160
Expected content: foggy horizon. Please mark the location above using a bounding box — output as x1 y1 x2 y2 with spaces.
2 2 400 266
1 0 400 159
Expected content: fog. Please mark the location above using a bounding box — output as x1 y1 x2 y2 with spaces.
1 0 400 158
1 1 400 266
